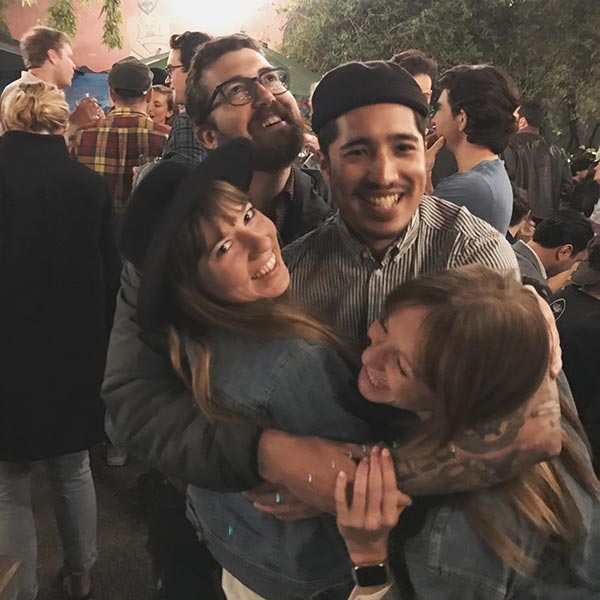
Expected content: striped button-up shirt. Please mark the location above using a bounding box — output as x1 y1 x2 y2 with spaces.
283 195 519 342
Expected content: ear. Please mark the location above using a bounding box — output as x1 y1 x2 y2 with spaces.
108 88 116 105
318 150 330 183
557 244 574 260
47 48 58 65
517 116 528 131
457 109 467 133
145 88 153 104
196 124 220 150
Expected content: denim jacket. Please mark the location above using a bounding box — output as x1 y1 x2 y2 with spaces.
380 421 600 600
185 331 375 600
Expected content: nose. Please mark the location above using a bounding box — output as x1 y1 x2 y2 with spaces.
361 321 386 369
165 73 172 85
240 227 272 257
251 80 277 107
368 150 398 188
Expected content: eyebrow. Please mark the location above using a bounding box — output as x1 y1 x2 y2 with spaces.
340 133 421 151
220 66 277 86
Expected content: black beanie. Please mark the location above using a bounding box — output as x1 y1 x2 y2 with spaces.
120 138 254 328
311 60 429 134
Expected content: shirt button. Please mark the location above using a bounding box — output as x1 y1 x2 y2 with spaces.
361 250 370 261
374 269 382 277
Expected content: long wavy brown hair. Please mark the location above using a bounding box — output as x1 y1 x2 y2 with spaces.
383 264 599 574
166 179 350 421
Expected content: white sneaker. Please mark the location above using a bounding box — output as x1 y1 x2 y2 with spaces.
106 445 128 467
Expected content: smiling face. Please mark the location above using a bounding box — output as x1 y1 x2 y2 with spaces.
359 305 436 412
322 103 427 257
199 48 304 172
148 90 173 124
196 201 290 303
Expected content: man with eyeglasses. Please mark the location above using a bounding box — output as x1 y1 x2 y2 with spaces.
182 34 330 244
162 31 212 166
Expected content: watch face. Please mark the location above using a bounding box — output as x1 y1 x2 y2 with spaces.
353 564 389 587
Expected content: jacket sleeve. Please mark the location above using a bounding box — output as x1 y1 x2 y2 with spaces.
102 261 263 491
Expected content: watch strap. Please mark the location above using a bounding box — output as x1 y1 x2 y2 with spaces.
352 562 390 587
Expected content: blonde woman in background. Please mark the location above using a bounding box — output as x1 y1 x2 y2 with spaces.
0 82 120 600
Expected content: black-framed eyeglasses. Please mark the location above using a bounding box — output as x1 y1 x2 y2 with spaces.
206 67 291 113
165 64 185 76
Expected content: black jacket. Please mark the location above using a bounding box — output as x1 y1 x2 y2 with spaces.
0 131 121 461
503 131 573 220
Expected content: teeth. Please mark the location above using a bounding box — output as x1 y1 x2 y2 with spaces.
252 254 276 279
367 194 400 208
366 367 388 389
262 116 282 128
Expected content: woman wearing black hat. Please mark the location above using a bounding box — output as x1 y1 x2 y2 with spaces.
0 82 120 600
120 138 382 600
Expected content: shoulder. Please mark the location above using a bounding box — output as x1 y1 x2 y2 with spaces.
419 195 495 237
171 112 193 130
283 214 339 266
150 120 170 136
210 333 349 405
419 196 518 271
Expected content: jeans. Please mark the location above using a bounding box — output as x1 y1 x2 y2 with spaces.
0 451 97 600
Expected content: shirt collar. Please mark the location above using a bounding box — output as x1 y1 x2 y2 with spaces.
333 200 422 266
108 107 148 118
526 243 548 279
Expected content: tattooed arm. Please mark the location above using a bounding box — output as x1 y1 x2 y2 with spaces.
257 373 562 512
393 372 562 495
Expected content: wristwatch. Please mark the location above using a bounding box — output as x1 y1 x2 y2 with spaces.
352 562 390 587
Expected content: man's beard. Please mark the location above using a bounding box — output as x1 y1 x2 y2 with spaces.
247 103 304 173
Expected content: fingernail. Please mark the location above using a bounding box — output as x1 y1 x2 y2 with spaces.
382 448 391 457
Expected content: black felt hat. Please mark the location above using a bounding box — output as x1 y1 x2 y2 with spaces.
120 138 254 329
311 60 430 134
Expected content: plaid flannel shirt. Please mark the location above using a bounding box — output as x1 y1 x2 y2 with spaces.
161 111 206 166
73 108 169 215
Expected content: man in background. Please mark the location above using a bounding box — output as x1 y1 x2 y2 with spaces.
1 26 75 101
513 210 593 297
73 57 169 218
503 99 573 220
162 31 212 166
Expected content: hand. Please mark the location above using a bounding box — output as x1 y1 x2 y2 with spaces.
303 133 320 155
425 133 445 174
257 430 370 513
336 446 411 566
546 261 580 294
69 97 104 129
523 284 562 377
244 481 325 520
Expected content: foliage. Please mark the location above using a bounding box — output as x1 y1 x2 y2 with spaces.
0 0 123 49
100 0 122 49
281 0 600 148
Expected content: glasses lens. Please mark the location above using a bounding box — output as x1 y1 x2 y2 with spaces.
222 79 253 106
261 69 289 94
